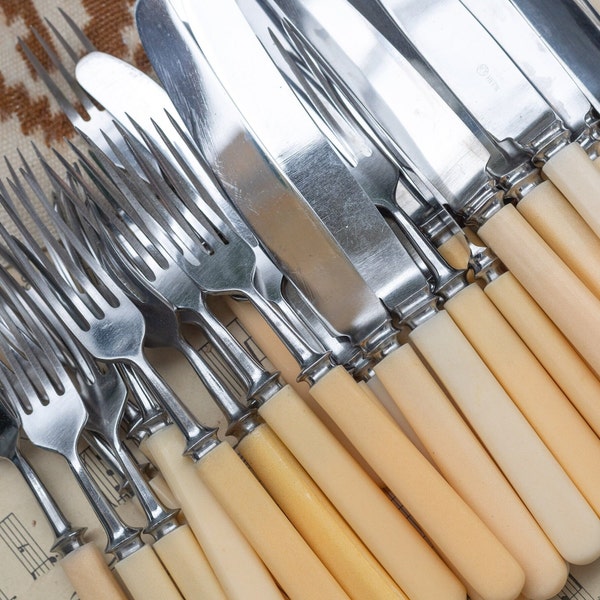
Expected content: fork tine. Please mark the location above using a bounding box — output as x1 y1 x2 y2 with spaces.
101 123 221 254
128 117 234 243
52 10 97 56
50 143 169 276
18 34 82 124
29 24 94 114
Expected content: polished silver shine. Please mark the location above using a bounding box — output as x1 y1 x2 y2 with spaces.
242 0 499 222
136 0 433 339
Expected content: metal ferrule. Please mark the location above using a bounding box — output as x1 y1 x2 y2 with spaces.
227 408 265 441
360 320 403 364
145 516 180 542
51 527 87 558
189 434 222 463
298 351 337 387
576 110 600 158
111 535 146 562
500 162 544 202
529 122 572 166
461 184 506 229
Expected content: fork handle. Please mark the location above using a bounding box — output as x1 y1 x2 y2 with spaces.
153 524 227 600
257 385 465 600
517 180 600 298
114 544 183 600
141 425 285 600
309 365 525 600
195 441 351 600
60 543 128 600
410 310 600 565
484 272 600 438
373 343 568 600
236 422 407 600
478 202 600 377
542 142 600 238
445 283 600 515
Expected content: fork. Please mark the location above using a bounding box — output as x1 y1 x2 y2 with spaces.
0 373 129 600
50 145 472 598
18 11 150 173
0 159 354 600
0 270 189 600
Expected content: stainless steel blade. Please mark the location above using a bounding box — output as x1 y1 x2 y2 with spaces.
508 0 600 115
458 0 593 134
168 0 433 324
371 0 571 166
135 0 405 346
244 0 502 223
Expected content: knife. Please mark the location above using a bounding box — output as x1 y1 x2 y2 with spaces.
135 1 539 597
153 2 435 331
450 0 600 287
253 0 600 379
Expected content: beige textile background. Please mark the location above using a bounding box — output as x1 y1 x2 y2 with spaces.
0 0 150 251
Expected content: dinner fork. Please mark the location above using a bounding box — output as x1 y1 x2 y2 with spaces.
0 271 190 600
0 160 353 600
0 374 130 600
18 12 148 171
43 134 471 598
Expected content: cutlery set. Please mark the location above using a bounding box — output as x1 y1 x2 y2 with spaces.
2 1 600 599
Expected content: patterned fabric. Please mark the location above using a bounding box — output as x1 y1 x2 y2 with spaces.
0 0 149 249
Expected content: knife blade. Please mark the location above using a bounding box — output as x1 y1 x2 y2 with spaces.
137 10 406 348
153 0 434 331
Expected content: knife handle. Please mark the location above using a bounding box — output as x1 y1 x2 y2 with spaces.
258 384 466 600
542 142 600 238
478 203 600 377
60 542 128 600
445 283 600 514
114 544 183 600
374 343 568 600
153 524 227 600
484 271 600 438
194 440 351 600
237 422 407 600
140 426 285 600
517 180 600 298
309 366 524 600
410 310 600 565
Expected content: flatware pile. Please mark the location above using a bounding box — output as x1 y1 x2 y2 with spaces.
2 1 600 599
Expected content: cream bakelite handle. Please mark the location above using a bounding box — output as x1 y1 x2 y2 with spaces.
141 426 284 600
195 441 350 600
226 297 384 487
309 367 524 600
543 142 600 238
445 283 600 516
374 344 568 600
60 543 128 600
478 203 600 377
153 524 227 600
517 180 600 298
410 310 600 565
114 544 183 600
237 422 407 600
258 384 466 600
485 272 600 438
